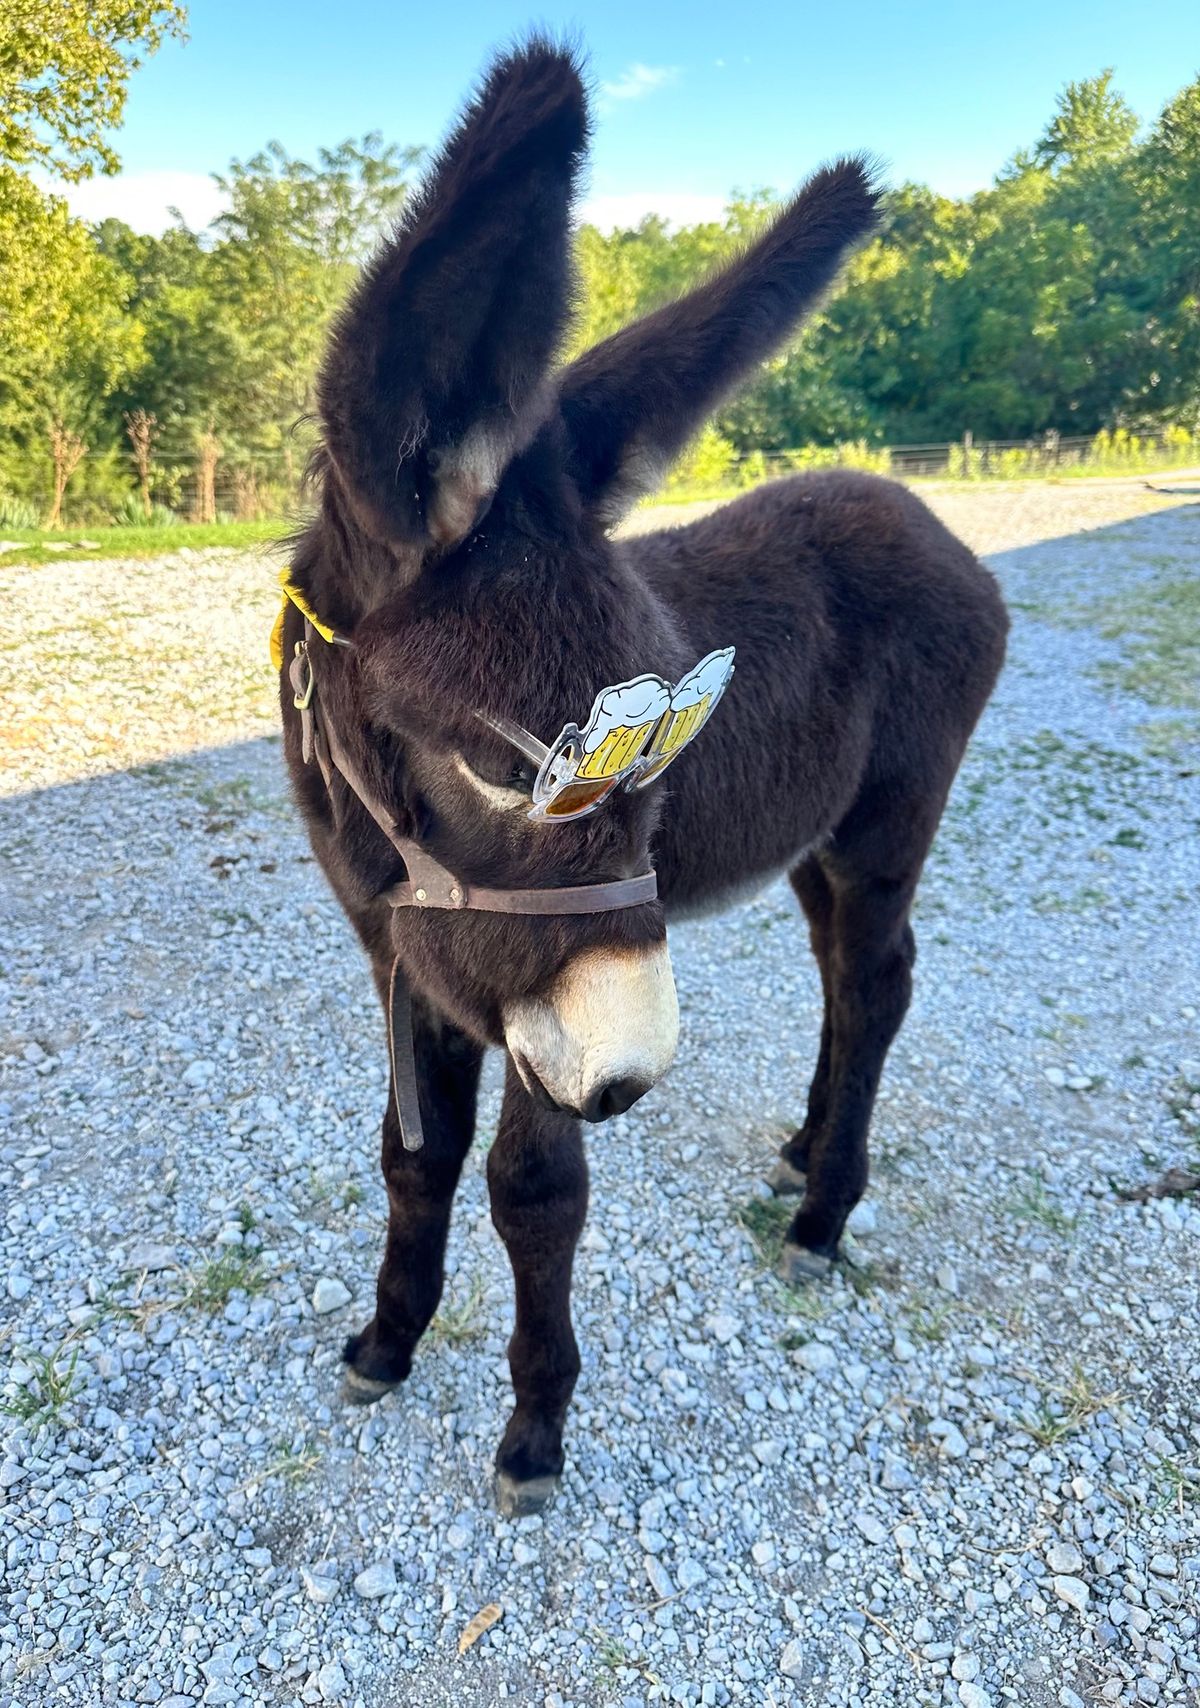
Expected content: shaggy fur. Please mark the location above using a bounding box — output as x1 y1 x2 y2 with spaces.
278 38 1008 1511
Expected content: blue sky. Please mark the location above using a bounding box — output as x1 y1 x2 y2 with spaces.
60 0 1197 232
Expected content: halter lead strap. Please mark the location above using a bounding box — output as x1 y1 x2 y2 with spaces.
287 622 658 1153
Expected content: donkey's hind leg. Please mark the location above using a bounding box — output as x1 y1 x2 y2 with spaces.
777 782 942 1284
342 992 482 1402
766 856 836 1196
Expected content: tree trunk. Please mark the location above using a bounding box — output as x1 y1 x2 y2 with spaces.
124 409 157 518
193 429 221 524
45 422 86 529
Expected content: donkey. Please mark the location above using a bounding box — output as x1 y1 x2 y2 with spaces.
277 40 1008 1514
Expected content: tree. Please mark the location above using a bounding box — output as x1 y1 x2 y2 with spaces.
203 137 420 481
0 0 186 179
0 169 144 515
1035 71 1139 172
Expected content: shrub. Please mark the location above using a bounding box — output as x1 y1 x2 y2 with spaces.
0 491 40 528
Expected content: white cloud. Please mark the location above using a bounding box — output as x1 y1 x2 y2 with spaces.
45 170 227 234
578 191 727 232
599 63 679 106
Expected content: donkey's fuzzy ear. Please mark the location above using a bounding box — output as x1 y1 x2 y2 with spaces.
318 39 588 555
558 158 882 528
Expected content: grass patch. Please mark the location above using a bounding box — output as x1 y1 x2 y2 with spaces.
734 1195 792 1262
428 1275 486 1345
905 1297 957 1344
590 1627 663 1689
1 1340 81 1430
178 1250 267 1311
0 520 286 569
261 1440 322 1485
1087 576 1200 710
1154 1455 1200 1513
1138 717 1200 766
1005 1173 1077 1235
1027 1364 1124 1446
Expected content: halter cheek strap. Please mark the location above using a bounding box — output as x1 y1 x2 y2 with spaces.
286 621 658 1152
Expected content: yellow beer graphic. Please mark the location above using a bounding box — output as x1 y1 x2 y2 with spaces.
574 676 671 780
529 648 734 818
637 648 735 785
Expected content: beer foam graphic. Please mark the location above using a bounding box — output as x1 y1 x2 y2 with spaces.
670 647 736 711
580 675 671 755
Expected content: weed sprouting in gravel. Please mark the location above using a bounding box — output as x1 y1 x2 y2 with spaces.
590 1627 663 1689
261 1439 323 1485
1028 1365 1124 1446
179 1250 267 1311
1 1340 82 1430
735 1195 792 1262
1005 1173 1078 1234
905 1296 957 1343
429 1275 487 1345
1154 1456 1200 1514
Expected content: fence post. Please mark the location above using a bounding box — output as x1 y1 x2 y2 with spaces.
962 430 973 480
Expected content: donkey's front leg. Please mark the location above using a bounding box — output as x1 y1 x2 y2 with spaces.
342 1002 482 1402
487 1058 588 1517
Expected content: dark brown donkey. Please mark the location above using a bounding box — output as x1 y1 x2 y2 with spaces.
277 40 1008 1514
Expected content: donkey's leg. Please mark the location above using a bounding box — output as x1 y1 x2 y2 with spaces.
487 1058 588 1517
342 999 482 1402
779 786 941 1284
767 856 836 1196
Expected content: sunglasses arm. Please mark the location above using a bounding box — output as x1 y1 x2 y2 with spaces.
474 709 552 768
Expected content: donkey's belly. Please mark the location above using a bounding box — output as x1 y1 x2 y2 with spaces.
660 836 825 923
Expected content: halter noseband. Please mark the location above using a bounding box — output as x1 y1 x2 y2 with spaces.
287 622 659 1151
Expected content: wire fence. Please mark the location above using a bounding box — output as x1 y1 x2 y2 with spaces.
662 428 1200 499
2 427 1197 531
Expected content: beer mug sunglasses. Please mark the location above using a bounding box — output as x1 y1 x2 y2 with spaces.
479 646 735 821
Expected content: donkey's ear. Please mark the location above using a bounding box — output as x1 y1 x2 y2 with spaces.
557 158 881 527
318 39 588 554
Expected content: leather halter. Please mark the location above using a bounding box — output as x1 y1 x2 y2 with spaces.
287 621 659 1152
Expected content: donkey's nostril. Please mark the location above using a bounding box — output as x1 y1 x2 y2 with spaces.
582 1074 653 1123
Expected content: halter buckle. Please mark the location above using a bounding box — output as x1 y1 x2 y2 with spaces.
290 641 315 711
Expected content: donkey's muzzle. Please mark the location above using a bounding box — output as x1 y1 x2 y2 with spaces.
503 941 679 1122
580 1073 653 1123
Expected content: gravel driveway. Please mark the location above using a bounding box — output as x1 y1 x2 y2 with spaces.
2 482 1198 1708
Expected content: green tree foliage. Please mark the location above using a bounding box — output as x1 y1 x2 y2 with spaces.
0 0 186 180
1 46 1198 522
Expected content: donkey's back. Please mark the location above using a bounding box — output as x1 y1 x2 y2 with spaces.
630 469 1007 919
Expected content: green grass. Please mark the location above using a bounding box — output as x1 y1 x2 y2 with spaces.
428 1275 487 1345
1154 1455 1200 1513
734 1195 792 1262
1027 1365 1124 1446
0 519 287 568
178 1250 267 1311
1005 1173 1078 1235
1088 576 1200 710
0 1340 82 1430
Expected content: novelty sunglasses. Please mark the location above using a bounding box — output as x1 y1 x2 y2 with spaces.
479 646 735 821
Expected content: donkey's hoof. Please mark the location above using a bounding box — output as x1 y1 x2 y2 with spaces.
341 1367 404 1406
765 1156 808 1196
494 1470 560 1518
778 1240 835 1287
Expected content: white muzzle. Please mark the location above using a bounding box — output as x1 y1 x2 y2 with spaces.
503 941 679 1121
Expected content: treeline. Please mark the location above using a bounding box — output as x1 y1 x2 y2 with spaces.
1 32 1198 525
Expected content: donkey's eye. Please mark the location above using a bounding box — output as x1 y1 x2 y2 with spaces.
453 752 536 809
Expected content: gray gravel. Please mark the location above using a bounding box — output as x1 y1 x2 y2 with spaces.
2 485 1199 1708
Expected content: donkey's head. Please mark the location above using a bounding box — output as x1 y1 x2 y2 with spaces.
300 39 879 1121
